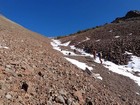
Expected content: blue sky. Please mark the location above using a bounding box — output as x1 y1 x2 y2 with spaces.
0 0 140 37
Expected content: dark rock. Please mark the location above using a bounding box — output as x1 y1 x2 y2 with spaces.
125 10 140 18
18 74 22 77
112 10 140 23
85 67 92 75
85 98 94 105
21 82 28 92
38 71 44 77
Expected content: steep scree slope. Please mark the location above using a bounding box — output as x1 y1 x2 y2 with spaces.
0 15 138 105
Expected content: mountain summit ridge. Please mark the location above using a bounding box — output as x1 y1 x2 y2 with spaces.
112 10 140 23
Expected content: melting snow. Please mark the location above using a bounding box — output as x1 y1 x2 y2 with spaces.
65 57 93 71
127 55 140 71
82 37 90 42
129 33 132 35
86 37 90 40
92 73 103 80
51 39 71 46
125 51 132 55
115 36 120 38
51 40 78 56
136 92 140 95
109 30 113 32
96 39 101 42
78 37 90 45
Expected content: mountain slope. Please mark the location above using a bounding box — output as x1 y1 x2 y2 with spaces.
58 10 140 65
0 15 138 105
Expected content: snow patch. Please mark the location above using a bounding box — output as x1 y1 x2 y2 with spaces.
96 39 101 42
129 33 132 35
136 92 140 95
62 41 71 46
109 30 113 32
51 39 79 56
127 55 140 71
125 51 132 55
65 57 93 71
51 39 71 47
92 73 103 80
78 37 90 45
115 36 120 38
86 37 90 41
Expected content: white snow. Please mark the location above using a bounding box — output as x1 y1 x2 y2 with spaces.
115 36 120 38
127 55 140 71
125 51 132 55
129 33 132 35
65 57 93 71
51 39 71 47
92 73 103 80
94 55 140 86
96 39 101 42
77 37 90 44
109 30 113 32
81 37 90 42
86 37 90 41
136 92 140 95
51 39 78 56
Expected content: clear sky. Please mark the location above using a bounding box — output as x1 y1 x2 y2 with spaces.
0 0 140 37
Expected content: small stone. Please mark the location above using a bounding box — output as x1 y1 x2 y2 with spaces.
85 67 92 75
6 94 12 99
38 71 44 77
6 65 11 69
59 89 67 96
18 74 22 77
66 98 73 105
55 95 65 104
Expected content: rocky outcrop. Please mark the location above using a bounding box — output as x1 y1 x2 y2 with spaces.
125 10 140 18
112 10 140 23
